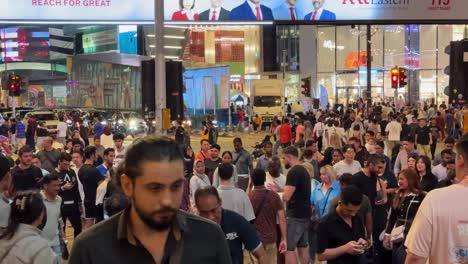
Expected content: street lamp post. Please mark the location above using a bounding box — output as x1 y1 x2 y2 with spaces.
154 0 166 133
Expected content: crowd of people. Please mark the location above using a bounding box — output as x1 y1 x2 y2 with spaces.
0 101 467 264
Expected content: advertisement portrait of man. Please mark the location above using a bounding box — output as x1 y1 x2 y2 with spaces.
229 0 274 21
304 0 336 20
199 0 230 21
273 0 304 21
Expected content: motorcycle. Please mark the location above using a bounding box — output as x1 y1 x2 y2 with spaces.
251 135 272 159
252 142 264 160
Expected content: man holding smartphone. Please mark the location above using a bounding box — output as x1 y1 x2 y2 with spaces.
317 186 368 263
51 152 82 238
351 154 389 264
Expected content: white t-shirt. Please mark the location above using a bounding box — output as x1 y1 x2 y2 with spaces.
333 160 362 177
313 122 325 138
100 134 114 149
218 185 256 222
405 184 468 263
265 173 286 200
113 146 126 170
57 121 68 138
385 121 402 141
265 173 287 191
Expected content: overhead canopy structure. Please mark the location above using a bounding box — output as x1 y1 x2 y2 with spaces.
73 51 151 67
231 94 245 103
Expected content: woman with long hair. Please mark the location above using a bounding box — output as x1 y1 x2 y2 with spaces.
416 156 438 192
171 0 199 20
320 132 343 167
331 149 343 165
0 191 59 263
212 151 239 188
383 169 425 263
310 165 341 219
406 153 419 170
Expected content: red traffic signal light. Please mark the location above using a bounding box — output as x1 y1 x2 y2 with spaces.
399 67 408 87
7 73 21 96
391 67 399 89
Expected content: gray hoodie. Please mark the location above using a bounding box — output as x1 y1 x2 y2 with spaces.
0 224 59 264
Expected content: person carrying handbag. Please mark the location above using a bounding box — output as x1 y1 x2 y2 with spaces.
383 169 425 264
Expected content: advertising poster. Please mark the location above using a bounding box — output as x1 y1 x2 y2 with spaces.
183 66 230 113
2 0 467 23
164 0 468 22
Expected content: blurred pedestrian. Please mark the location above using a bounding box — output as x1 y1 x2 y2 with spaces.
0 191 60 264
282 146 311 264
0 155 12 230
317 186 368 264
70 136 232 263
249 169 287 263
383 169 425 263
40 174 64 257
10 146 43 192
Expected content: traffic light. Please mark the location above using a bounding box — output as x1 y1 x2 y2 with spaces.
391 67 399 89
399 67 408 88
7 73 21 96
301 77 311 97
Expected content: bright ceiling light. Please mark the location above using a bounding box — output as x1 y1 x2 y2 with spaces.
164 35 185 39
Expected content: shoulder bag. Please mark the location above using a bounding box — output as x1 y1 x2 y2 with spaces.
390 194 416 244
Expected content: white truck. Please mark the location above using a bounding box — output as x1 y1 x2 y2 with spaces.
250 79 285 129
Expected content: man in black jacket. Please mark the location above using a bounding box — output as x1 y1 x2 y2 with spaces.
51 152 82 238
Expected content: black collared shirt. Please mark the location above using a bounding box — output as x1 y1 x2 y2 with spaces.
317 211 366 264
69 208 232 264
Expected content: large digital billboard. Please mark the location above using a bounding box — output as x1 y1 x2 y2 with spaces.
164 0 468 22
1 0 467 24
0 27 50 62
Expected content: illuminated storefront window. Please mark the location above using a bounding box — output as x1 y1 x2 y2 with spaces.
316 24 468 106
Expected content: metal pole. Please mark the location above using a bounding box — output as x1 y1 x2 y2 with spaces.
282 49 287 80
12 95 15 118
155 0 166 133
366 25 372 114
2 30 9 108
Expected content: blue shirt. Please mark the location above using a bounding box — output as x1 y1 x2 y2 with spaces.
221 209 261 264
311 181 341 219
96 164 108 178
255 155 272 171
15 122 25 138
94 123 104 138
233 149 253 175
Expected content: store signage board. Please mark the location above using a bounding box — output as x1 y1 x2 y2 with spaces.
0 0 154 23
164 0 468 23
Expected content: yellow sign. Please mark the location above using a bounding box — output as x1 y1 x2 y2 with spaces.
464 113 468 134
162 109 171 130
